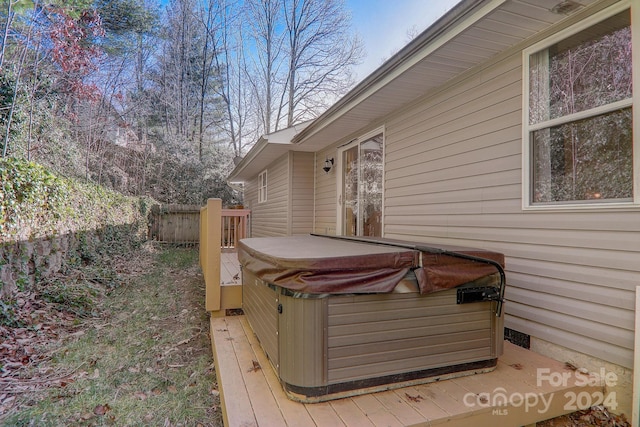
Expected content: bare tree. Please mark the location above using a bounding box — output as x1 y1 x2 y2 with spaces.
154 0 224 155
281 0 362 128
0 0 19 70
0 0 362 203
201 0 259 157
244 0 362 134
245 0 283 134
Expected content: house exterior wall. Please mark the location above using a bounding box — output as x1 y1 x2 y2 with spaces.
311 1 637 375
243 176 258 234
379 30 638 374
289 152 315 235
245 153 290 238
243 151 314 238
314 147 338 235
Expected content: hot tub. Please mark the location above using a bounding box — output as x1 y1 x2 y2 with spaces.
238 234 505 402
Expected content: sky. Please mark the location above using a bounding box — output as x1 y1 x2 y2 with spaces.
345 0 461 81
156 0 462 82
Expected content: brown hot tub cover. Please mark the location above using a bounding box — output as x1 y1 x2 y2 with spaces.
415 246 504 293
238 234 504 295
238 235 418 294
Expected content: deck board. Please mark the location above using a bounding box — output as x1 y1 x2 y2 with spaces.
374 391 433 425
238 314 318 426
329 398 377 426
351 393 405 427
226 318 286 426
395 385 454 421
211 315 603 427
209 320 257 427
220 251 241 285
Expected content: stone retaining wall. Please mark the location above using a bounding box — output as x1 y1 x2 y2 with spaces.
0 223 145 300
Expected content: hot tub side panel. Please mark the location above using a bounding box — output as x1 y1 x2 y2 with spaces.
278 295 328 388
242 269 279 370
326 289 502 385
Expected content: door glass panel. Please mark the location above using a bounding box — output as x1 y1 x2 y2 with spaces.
341 133 383 237
343 145 358 236
360 135 383 237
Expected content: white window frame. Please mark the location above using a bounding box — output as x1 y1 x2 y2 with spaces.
258 170 267 203
521 0 638 211
336 127 385 236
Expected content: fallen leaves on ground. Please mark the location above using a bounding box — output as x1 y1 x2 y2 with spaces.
404 393 423 403
247 360 261 372
0 289 89 415
93 403 110 416
538 406 630 427
0 243 222 426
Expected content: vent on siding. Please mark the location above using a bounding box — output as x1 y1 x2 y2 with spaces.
504 328 530 349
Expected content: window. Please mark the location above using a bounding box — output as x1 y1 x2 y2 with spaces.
258 170 267 203
523 6 633 207
340 130 383 237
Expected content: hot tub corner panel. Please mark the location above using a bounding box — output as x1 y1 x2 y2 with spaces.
242 269 280 370
278 294 328 388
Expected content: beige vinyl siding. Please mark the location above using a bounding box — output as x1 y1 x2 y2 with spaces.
313 148 338 235
379 46 638 369
250 154 290 238
244 177 258 238
289 152 314 235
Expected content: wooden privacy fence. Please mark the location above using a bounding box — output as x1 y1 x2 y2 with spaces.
200 198 250 314
149 204 200 244
150 203 250 248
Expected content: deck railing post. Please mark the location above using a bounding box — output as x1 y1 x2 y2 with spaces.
199 205 205 268
201 198 222 311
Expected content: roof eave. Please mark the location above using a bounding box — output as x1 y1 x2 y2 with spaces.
227 120 314 183
226 135 270 183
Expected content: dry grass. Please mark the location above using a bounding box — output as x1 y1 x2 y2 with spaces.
1 243 222 426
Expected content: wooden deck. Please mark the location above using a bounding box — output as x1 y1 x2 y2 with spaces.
210 314 603 427
221 251 241 285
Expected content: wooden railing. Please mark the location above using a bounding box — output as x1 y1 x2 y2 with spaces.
200 199 249 314
221 208 250 249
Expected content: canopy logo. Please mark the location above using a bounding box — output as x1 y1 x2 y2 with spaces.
463 367 619 416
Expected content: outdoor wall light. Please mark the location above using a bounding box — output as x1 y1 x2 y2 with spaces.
323 157 334 174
